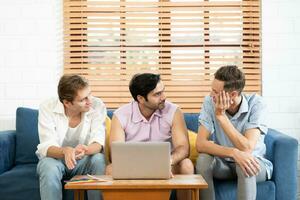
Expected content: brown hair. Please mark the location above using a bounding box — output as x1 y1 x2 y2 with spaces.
214 65 245 94
58 74 88 103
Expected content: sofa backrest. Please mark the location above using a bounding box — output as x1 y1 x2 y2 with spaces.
15 107 39 165
183 113 199 132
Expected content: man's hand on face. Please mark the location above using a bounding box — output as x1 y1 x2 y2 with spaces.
62 147 77 170
74 144 88 160
215 91 231 116
232 148 260 177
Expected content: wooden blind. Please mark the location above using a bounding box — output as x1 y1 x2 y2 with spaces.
63 0 261 112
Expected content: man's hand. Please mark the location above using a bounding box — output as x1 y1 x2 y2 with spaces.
215 91 231 116
74 144 88 160
232 148 260 177
62 147 77 170
105 163 113 175
170 158 174 178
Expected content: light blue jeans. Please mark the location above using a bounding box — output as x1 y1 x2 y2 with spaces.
37 153 106 200
196 153 267 200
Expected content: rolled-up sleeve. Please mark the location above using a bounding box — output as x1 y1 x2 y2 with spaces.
244 99 268 134
88 100 107 148
36 103 60 159
198 96 215 135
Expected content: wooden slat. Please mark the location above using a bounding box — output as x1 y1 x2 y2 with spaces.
66 12 259 18
64 18 260 24
66 57 248 62
64 46 261 51
64 6 259 12
64 1 259 7
64 63 261 68
64 29 260 35
64 23 259 29
64 35 259 40
64 52 260 57
63 63 260 68
77 79 260 86
63 68 260 74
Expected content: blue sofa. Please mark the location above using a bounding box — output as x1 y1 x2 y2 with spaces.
0 107 298 200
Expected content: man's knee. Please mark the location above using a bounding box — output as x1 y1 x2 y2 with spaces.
177 158 194 174
89 153 106 174
235 164 254 179
37 157 64 178
196 153 214 174
90 153 105 164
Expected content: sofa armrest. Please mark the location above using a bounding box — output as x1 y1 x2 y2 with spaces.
264 128 298 200
0 130 16 174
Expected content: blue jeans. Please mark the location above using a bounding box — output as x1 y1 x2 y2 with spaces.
37 153 106 200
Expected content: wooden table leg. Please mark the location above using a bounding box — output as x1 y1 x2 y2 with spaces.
74 190 85 200
191 189 199 200
102 189 171 200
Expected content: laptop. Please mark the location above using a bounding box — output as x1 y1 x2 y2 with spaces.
111 141 171 180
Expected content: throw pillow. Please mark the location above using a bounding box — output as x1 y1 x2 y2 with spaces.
188 130 198 165
104 116 111 164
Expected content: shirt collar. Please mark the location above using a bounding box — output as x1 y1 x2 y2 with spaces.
53 99 65 114
132 101 162 123
232 94 248 119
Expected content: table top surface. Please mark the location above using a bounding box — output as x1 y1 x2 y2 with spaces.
65 174 208 190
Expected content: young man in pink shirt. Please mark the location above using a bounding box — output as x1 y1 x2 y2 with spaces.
106 73 194 200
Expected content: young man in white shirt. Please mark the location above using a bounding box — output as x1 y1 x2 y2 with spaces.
36 75 107 200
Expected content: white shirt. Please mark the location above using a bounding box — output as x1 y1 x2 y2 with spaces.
36 96 107 159
62 123 82 148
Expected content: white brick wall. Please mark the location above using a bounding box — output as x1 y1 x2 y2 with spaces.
262 2 300 127
0 0 299 198
0 0 62 128
262 0 300 199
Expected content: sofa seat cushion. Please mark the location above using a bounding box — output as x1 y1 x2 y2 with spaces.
15 108 39 164
0 164 40 200
214 179 275 200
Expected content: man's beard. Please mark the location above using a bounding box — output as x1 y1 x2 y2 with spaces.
158 101 165 110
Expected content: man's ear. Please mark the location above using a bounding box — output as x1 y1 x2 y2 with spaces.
136 95 145 104
63 99 72 108
230 90 239 99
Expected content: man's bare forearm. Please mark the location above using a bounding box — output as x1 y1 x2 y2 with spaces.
86 142 102 155
47 146 68 159
171 145 189 165
216 115 251 152
197 140 235 158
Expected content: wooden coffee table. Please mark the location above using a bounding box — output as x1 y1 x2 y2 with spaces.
65 174 207 200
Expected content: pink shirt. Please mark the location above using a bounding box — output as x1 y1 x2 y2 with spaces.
114 101 178 143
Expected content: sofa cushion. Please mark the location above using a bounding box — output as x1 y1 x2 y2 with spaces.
188 130 198 165
214 180 275 200
15 107 39 164
0 131 16 174
0 164 40 200
104 116 112 163
184 113 199 133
